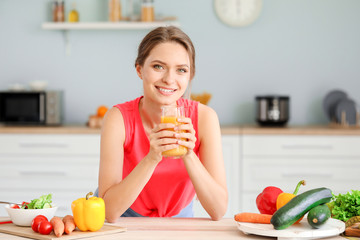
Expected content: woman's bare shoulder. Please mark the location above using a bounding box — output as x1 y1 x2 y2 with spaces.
197 103 221 137
198 103 219 122
101 107 125 140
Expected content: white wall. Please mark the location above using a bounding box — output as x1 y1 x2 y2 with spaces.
0 0 359 125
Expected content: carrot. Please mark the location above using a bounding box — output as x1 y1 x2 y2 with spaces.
50 216 65 237
234 212 272 224
63 215 76 234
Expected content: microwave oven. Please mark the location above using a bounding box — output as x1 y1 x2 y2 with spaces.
0 91 64 125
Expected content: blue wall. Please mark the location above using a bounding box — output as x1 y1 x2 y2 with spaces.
1 0 359 125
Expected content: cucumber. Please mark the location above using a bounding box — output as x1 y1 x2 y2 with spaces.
307 204 331 228
271 187 332 230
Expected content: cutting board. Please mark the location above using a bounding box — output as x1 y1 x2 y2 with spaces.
0 222 126 240
237 218 345 240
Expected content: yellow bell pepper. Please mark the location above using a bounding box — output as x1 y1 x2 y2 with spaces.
276 180 305 209
276 180 305 223
71 192 105 232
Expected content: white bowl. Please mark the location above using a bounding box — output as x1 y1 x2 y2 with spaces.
5 204 58 226
29 81 48 91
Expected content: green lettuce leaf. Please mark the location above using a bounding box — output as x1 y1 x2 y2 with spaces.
26 194 53 209
330 190 360 221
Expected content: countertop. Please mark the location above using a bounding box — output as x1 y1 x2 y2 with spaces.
0 217 347 240
1 124 360 135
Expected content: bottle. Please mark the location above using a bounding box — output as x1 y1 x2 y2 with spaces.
68 2 79 22
52 1 58 22
141 0 154 22
109 0 122 22
55 0 65 22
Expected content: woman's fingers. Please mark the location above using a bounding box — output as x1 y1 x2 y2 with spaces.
177 139 195 150
176 119 195 133
172 117 196 151
152 123 175 133
149 117 196 158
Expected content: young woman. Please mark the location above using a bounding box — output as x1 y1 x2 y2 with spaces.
98 26 227 222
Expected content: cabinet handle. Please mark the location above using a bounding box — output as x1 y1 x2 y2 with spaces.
19 143 68 148
282 173 333 178
281 144 333 150
19 171 66 176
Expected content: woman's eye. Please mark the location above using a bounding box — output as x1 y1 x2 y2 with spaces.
154 65 163 70
178 68 187 73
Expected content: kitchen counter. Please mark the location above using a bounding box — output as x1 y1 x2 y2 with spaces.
1 124 360 135
239 125 360 136
0 217 346 240
0 125 101 134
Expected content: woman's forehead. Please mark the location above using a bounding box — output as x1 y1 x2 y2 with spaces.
146 42 190 64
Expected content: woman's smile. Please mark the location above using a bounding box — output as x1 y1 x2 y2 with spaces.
156 86 177 95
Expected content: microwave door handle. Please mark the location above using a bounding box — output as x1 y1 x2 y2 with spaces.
39 94 45 122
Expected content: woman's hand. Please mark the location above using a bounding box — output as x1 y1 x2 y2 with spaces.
176 117 197 156
147 122 180 163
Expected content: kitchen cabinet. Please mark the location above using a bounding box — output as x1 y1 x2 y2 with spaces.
241 134 360 213
0 133 100 217
193 134 242 218
0 130 242 219
1 126 360 219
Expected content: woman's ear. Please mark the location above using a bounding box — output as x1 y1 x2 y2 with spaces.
136 64 142 79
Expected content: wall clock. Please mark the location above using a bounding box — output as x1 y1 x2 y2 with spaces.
214 0 263 27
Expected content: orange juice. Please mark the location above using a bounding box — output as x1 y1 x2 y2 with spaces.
161 116 187 158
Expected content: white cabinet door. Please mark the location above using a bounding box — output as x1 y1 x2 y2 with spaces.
193 135 241 218
0 134 100 217
241 134 360 213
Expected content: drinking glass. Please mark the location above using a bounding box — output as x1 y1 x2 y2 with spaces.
161 106 187 158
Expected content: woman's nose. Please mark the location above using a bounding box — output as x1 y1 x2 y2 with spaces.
162 70 175 84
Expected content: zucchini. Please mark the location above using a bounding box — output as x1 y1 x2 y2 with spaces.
271 187 332 230
307 204 331 228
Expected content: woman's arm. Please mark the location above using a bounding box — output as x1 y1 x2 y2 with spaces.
98 107 158 223
181 104 228 220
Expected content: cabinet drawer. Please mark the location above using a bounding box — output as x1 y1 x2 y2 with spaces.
243 135 360 157
0 134 100 155
241 193 258 213
0 156 99 191
242 157 360 193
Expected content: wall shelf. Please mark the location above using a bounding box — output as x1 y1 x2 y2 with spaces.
41 21 180 30
41 21 180 55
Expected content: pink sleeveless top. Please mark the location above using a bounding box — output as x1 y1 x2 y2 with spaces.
114 97 200 217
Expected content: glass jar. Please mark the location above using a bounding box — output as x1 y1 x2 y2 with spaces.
109 0 122 22
141 0 154 22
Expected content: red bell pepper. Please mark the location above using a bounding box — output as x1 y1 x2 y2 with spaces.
256 186 283 215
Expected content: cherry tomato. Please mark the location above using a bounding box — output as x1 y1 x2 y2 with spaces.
31 215 48 233
38 221 53 235
10 204 20 209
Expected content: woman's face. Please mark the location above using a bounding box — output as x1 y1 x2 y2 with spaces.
137 42 191 106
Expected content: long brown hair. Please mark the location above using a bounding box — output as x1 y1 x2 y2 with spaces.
135 26 196 80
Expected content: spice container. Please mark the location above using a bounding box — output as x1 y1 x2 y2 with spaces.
52 0 65 22
109 0 122 22
141 0 154 22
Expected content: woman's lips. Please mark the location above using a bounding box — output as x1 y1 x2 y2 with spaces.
156 86 176 95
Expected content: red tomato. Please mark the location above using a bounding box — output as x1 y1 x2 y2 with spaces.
38 221 53 235
10 204 20 209
31 215 48 233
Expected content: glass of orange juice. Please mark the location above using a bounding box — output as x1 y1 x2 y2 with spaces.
161 106 187 158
